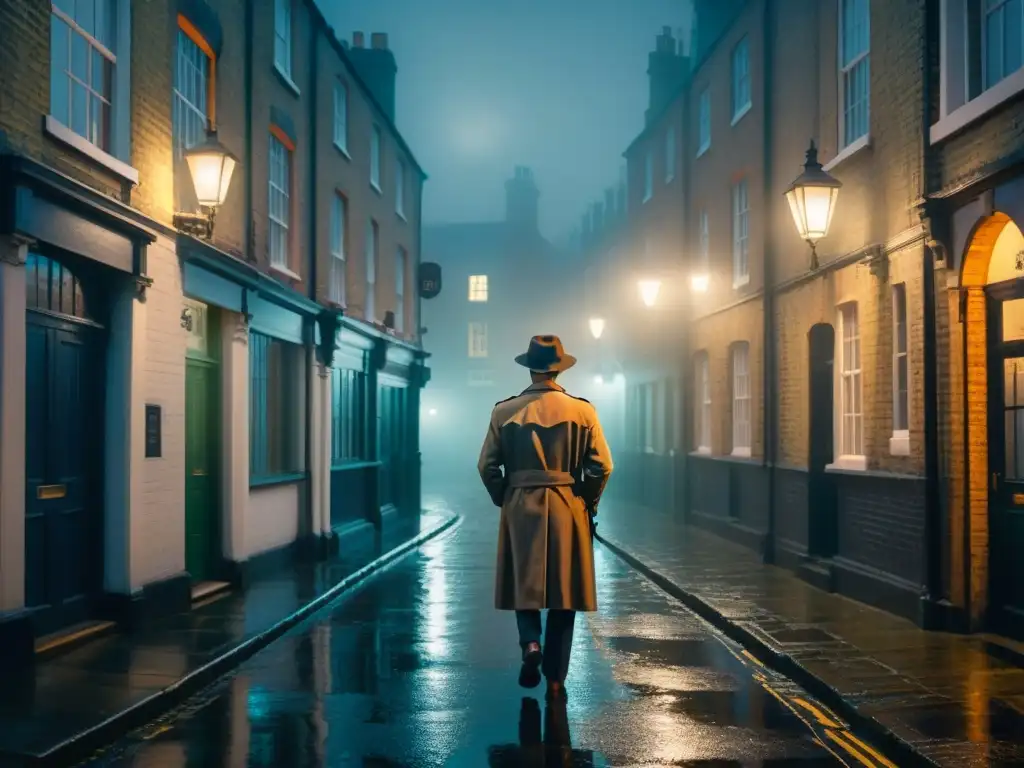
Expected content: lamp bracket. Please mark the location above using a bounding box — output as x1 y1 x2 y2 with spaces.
173 207 217 241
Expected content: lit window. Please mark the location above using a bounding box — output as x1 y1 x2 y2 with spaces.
643 150 653 202
371 125 382 190
395 247 406 333
469 322 488 358
840 0 870 147
695 353 711 452
268 133 291 270
983 0 1022 89
839 303 864 460
365 219 378 321
697 87 711 155
274 0 292 78
250 332 303 480
665 128 676 183
333 80 348 152
731 343 751 456
732 179 749 286
49 0 117 152
468 275 488 302
731 36 751 120
173 19 213 159
892 284 909 454
396 160 406 217
329 194 346 305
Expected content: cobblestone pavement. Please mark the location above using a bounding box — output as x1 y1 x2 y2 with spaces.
595 500 1024 767
79 495 877 767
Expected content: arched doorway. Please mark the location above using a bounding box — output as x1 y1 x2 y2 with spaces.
807 323 837 558
24 251 106 635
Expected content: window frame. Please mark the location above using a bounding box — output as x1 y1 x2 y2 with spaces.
697 87 711 156
268 127 295 276
731 36 752 123
731 342 752 457
838 0 871 150
370 124 382 192
329 192 347 307
665 127 676 183
330 367 367 465
468 274 488 302
333 79 349 155
468 321 488 358
396 158 406 218
365 219 378 321
395 247 406 333
982 0 1023 90
643 149 653 202
249 332 303 482
173 15 215 160
891 283 910 455
694 352 712 454
732 178 750 288
833 302 866 470
274 0 292 80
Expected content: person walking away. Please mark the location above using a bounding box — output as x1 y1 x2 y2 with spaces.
477 335 614 700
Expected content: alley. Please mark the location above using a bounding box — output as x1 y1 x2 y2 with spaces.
81 499 860 767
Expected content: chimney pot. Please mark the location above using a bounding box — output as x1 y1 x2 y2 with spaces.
353 31 365 48
371 32 387 49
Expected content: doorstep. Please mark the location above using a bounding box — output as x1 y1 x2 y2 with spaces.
0 508 460 767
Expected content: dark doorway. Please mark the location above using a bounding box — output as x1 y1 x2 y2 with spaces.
807 323 837 559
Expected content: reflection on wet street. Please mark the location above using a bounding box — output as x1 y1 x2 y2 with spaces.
85 499 847 767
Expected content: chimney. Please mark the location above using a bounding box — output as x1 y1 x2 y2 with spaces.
505 166 539 233
646 26 689 123
347 31 397 122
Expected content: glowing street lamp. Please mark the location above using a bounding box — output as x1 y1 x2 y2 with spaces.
638 279 661 307
690 274 709 293
784 139 842 271
589 317 606 340
174 131 239 240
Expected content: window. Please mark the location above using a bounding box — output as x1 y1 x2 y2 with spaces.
468 275 488 302
731 343 751 456
695 353 711 452
333 80 348 153
250 332 302 480
840 0 871 147
983 0 1023 89
365 219 378 321
268 132 292 270
643 150 653 202
395 247 406 333
731 36 751 120
697 87 711 155
892 284 909 455
838 303 864 464
331 368 367 463
698 210 710 272
732 179 749 286
329 193 346 305
665 128 676 182
370 125 382 190
396 159 406 217
274 0 292 78
173 20 213 159
468 369 494 387
50 0 117 152
469 322 488 358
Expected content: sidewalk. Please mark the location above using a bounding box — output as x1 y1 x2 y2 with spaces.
0 504 459 767
596 501 1024 768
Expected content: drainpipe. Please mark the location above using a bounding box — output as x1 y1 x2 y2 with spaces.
303 25 320 551
761 0 777 564
243 0 254 263
414 177 425 508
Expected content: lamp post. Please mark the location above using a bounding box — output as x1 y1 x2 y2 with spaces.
174 131 239 241
784 140 842 271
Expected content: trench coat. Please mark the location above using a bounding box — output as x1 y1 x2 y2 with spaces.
478 379 614 612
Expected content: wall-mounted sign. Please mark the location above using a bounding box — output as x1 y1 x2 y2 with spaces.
419 262 442 299
145 404 162 458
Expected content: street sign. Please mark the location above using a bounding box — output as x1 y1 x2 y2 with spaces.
419 262 442 299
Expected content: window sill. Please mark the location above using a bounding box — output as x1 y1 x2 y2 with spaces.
270 263 303 282
690 447 712 456
371 181 382 196
397 209 407 222
823 133 871 172
732 274 750 290
642 192 653 204
889 431 910 456
250 471 305 489
931 67 1024 144
696 142 710 159
730 101 752 127
333 140 351 159
44 116 139 185
273 62 301 97
665 173 675 184
826 455 867 472
731 447 751 458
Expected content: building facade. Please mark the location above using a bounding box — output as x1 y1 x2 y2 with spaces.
0 0 427 667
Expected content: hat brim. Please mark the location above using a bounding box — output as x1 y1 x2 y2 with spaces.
514 353 577 373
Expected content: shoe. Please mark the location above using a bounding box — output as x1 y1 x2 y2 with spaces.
545 680 567 700
518 642 543 689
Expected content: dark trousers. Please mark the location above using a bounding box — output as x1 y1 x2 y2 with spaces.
515 609 576 683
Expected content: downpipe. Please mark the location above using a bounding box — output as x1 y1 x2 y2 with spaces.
761 0 777 563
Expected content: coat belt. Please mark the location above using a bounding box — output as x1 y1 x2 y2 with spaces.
507 470 576 489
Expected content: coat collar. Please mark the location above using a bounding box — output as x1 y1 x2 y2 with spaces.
522 379 565 395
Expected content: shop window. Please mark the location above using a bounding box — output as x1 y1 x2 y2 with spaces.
250 332 302 480
331 367 367 463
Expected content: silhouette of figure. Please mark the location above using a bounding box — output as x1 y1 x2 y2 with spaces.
486 697 596 767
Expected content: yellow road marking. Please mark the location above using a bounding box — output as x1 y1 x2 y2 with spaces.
792 697 844 728
827 729 878 767
741 649 766 668
840 731 900 768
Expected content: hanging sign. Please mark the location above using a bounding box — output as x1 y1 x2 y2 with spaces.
419 262 442 299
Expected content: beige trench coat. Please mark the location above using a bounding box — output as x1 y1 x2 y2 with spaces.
478 379 614 612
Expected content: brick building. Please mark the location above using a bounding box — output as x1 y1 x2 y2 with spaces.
0 0 427 668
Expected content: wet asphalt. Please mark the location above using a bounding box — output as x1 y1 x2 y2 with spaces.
82 501 855 767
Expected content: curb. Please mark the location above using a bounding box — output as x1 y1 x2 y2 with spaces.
23 513 462 768
596 532 940 768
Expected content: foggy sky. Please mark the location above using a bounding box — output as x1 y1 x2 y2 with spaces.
322 0 690 243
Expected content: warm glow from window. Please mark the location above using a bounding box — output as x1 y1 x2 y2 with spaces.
468 275 488 302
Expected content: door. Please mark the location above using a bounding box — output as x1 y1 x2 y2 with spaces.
185 359 219 581
25 314 103 635
807 323 838 558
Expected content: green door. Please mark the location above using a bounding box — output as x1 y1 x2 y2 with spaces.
185 359 219 581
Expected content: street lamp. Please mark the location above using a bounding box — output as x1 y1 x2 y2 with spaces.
784 139 842 271
589 317 606 340
690 274 709 293
174 131 239 241
638 279 661 307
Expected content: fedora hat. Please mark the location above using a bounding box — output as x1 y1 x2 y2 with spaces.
514 335 577 373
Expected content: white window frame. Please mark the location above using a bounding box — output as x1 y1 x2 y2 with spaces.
468 274 488 302
731 36 751 124
697 87 711 156
731 343 751 457
173 28 210 160
274 0 292 80
891 283 910 455
333 80 349 155
370 125 382 191
365 219 378 321
268 135 291 272
838 0 871 153
47 0 137 183
732 179 750 288
329 193 346 306
933 0 1024 143
469 322 488 358
665 128 676 183
832 302 867 471
983 0 1024 90
395 247 406 333
642 150 653 202
694 353 711 454
396 159 406 218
